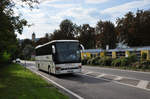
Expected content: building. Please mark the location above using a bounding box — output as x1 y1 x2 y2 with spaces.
81 46 150 60
31 33 40 42
32 32 36 42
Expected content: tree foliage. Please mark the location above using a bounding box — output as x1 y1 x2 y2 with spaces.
116 10 150 47
35 37 50 46
0 0 38 63
78 24 96 49
23 44 34 59
21 39 33 49
51 19 77 40
95 20 117 49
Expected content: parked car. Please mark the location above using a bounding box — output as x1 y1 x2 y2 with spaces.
15 58 21 63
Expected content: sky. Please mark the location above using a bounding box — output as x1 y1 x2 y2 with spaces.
15 0 150 39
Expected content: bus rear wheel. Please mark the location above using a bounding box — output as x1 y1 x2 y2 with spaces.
38 64 40 71
48 66 51 75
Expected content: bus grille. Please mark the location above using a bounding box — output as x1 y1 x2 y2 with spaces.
61 67 79 70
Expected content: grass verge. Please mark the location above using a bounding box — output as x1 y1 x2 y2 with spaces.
0 63 69 99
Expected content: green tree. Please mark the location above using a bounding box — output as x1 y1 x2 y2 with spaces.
51 19 77 40
19 39 34 59
21 39 33 49
0 0 38 63
116 10 150 47
95 20 117 49
78 24 96 49
35 37 50 46
23 44 34 60
51 30 63 40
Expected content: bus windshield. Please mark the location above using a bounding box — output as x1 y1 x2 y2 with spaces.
55 42 81 63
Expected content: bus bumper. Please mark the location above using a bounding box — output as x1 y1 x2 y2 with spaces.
55 68 81 74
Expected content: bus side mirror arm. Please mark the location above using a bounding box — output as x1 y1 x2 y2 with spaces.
80 44 84 50
52 45 56 54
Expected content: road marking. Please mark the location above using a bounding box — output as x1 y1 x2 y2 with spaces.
27 68 84 99
23 62 150 92
82 69 86 72
84 72 93 75
114 76 123 81
83 69 150 84
80 73 150 92
85 66 150 74
96 74 106 78
137 80 149 89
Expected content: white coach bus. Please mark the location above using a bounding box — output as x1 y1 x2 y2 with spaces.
35 40 83 74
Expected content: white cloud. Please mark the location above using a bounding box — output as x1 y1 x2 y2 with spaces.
16 7 57 39
12 0 24 5
17 23 58 39
85 0 110 4
100 0 150 23
101 0 150 17
42 3 77 8
40 0 70 4
17 0 150 39
55 7 98 26
17 4 98 39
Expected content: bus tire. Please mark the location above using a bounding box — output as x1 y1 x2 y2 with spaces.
48 65 51 75
38 64 40 71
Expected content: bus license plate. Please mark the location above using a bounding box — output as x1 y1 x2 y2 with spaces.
67 70 73 73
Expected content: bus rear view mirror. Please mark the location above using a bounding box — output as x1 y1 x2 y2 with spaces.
52 45 56 54
80 44 84 50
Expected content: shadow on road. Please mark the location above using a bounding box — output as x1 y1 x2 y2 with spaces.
37 69 110 84
55 73 110 84
22 62 111 85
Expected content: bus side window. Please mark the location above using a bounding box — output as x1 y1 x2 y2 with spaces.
36 48 40 56
49 44 52 54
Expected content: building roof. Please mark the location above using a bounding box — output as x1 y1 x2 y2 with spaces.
82 46 150 53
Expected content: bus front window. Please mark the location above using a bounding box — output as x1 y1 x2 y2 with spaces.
56 42 81 63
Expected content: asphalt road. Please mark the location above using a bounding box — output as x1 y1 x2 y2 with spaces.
21 61 150 99
83 66 150 81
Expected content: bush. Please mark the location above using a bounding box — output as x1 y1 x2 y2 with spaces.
30 58 35 61
112 58 122 66
112 57 129 66
132 60 150 69
127 53 138 63
87 58 94 65
98 57 112 66
86 56 101 65
132 61 141 69
120 57 129 66
0 51 11 63
141 52 147 61
92 56 100 65
140 60 150 69
81 57 90 65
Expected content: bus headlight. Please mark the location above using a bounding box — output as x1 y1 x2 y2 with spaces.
79 65 82 68
56 67 61 70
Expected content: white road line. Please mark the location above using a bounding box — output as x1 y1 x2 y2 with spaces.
83 70 149 84
85 66 150 74
114 76 123 81
96 74 106 78
84 72 93 75
80 73 150 92
137 80 149 89
27 68 84 99
82 69 86 72
24 63 150 93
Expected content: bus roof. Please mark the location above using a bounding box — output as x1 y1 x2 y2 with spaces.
35 40 79 49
